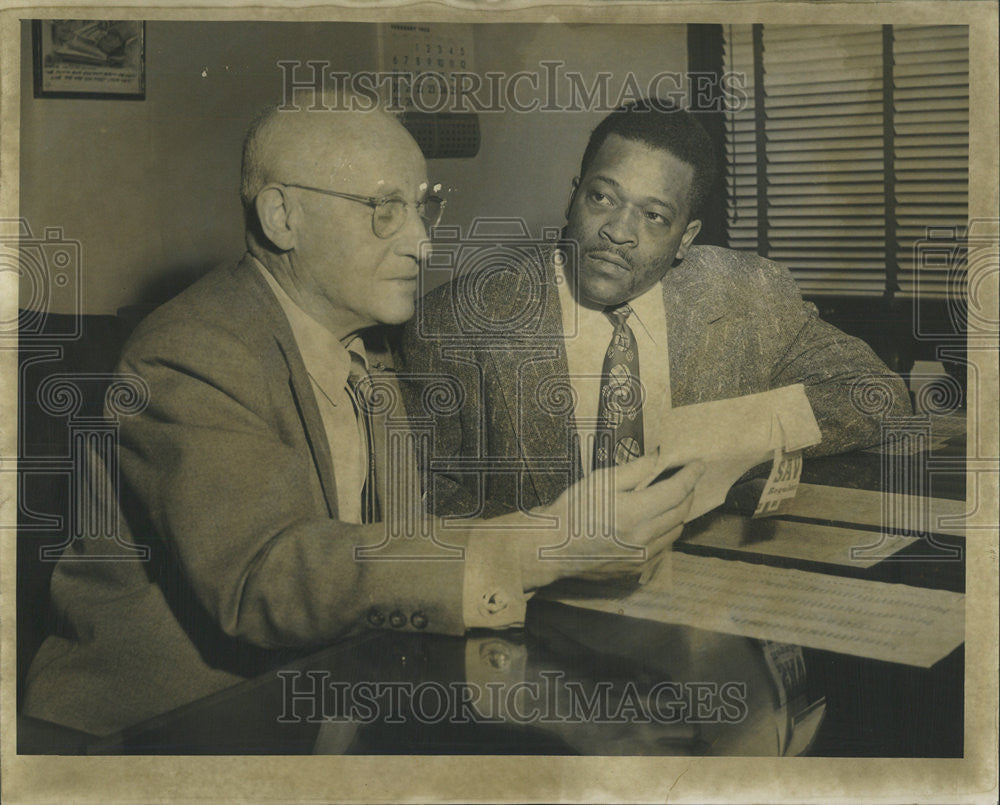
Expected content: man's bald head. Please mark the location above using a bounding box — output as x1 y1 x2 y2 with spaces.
240 92 422 217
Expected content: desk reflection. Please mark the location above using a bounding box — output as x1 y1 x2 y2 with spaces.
89 602 822 756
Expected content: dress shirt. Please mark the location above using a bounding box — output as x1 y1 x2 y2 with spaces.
256 261 368 523
555 260 672 474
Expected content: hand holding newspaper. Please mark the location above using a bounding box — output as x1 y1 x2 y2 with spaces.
635 384 821 584
639 383 822 522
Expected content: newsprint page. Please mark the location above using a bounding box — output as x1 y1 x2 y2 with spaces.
0 1 997 803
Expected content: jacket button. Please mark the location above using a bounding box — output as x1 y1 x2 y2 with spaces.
410 611 428 630
367 608 385 627
389 610 407 629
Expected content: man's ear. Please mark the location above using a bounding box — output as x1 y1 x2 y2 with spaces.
675 218 702 262
565 177 581 221
254 185 297 251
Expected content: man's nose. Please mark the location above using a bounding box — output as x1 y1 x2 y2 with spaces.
394 203 428 263
599 206 639 247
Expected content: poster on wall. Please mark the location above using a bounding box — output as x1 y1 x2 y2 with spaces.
32 20 145 99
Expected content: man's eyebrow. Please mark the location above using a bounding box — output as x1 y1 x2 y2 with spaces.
644 197 678 215
588 174 678 213
374 183 433 202
589 174 621 190
374 185 405 198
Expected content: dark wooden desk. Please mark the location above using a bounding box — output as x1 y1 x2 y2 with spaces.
19 415 966 757
50 615 805 756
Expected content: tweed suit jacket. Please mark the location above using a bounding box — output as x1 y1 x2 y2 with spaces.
23 254 471 736
399 244 912 519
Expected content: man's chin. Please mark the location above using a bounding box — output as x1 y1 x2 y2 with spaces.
376 300 416 327
577 275 631 308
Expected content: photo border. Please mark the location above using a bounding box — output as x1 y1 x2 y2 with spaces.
1 2 996 803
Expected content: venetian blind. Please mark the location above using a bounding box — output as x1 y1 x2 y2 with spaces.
893 25 970 299
723 25 758 255
723 24 969 299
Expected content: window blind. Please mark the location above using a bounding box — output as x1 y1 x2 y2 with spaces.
893 25 969 300
723 25 758 255
723 24 969 300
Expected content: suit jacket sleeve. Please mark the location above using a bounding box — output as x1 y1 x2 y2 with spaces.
117 316 472 649
750 257 913 455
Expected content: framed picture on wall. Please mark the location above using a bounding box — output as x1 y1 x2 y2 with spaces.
32 20 145 99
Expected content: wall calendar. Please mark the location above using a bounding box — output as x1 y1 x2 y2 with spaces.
376 23 480 158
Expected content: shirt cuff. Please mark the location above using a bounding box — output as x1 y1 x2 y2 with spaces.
462 533 531 630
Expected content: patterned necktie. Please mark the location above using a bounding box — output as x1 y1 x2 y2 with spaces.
593 304 645 470
346 352 381 524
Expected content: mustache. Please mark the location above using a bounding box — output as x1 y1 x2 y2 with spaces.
585 246 634 267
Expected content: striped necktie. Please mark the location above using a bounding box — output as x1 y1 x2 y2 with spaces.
346 352 380 524
593 304 645 470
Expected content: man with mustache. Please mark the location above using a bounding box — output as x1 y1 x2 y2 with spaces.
401 99 911 522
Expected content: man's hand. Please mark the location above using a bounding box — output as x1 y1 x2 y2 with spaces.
518 455 705 591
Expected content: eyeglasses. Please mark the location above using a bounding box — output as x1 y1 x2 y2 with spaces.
283 183 445 239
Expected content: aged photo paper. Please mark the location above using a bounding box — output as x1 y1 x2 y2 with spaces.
1 1 997 802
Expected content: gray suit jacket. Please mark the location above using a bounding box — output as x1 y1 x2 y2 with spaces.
23 254 469 736
399 244 911 519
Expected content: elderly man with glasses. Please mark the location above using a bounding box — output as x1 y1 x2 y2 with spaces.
23 95 701 737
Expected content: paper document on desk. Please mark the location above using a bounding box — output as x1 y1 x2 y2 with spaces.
681 513 920 568
685 484 967 568
644 384 821 521
547 553 964 667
